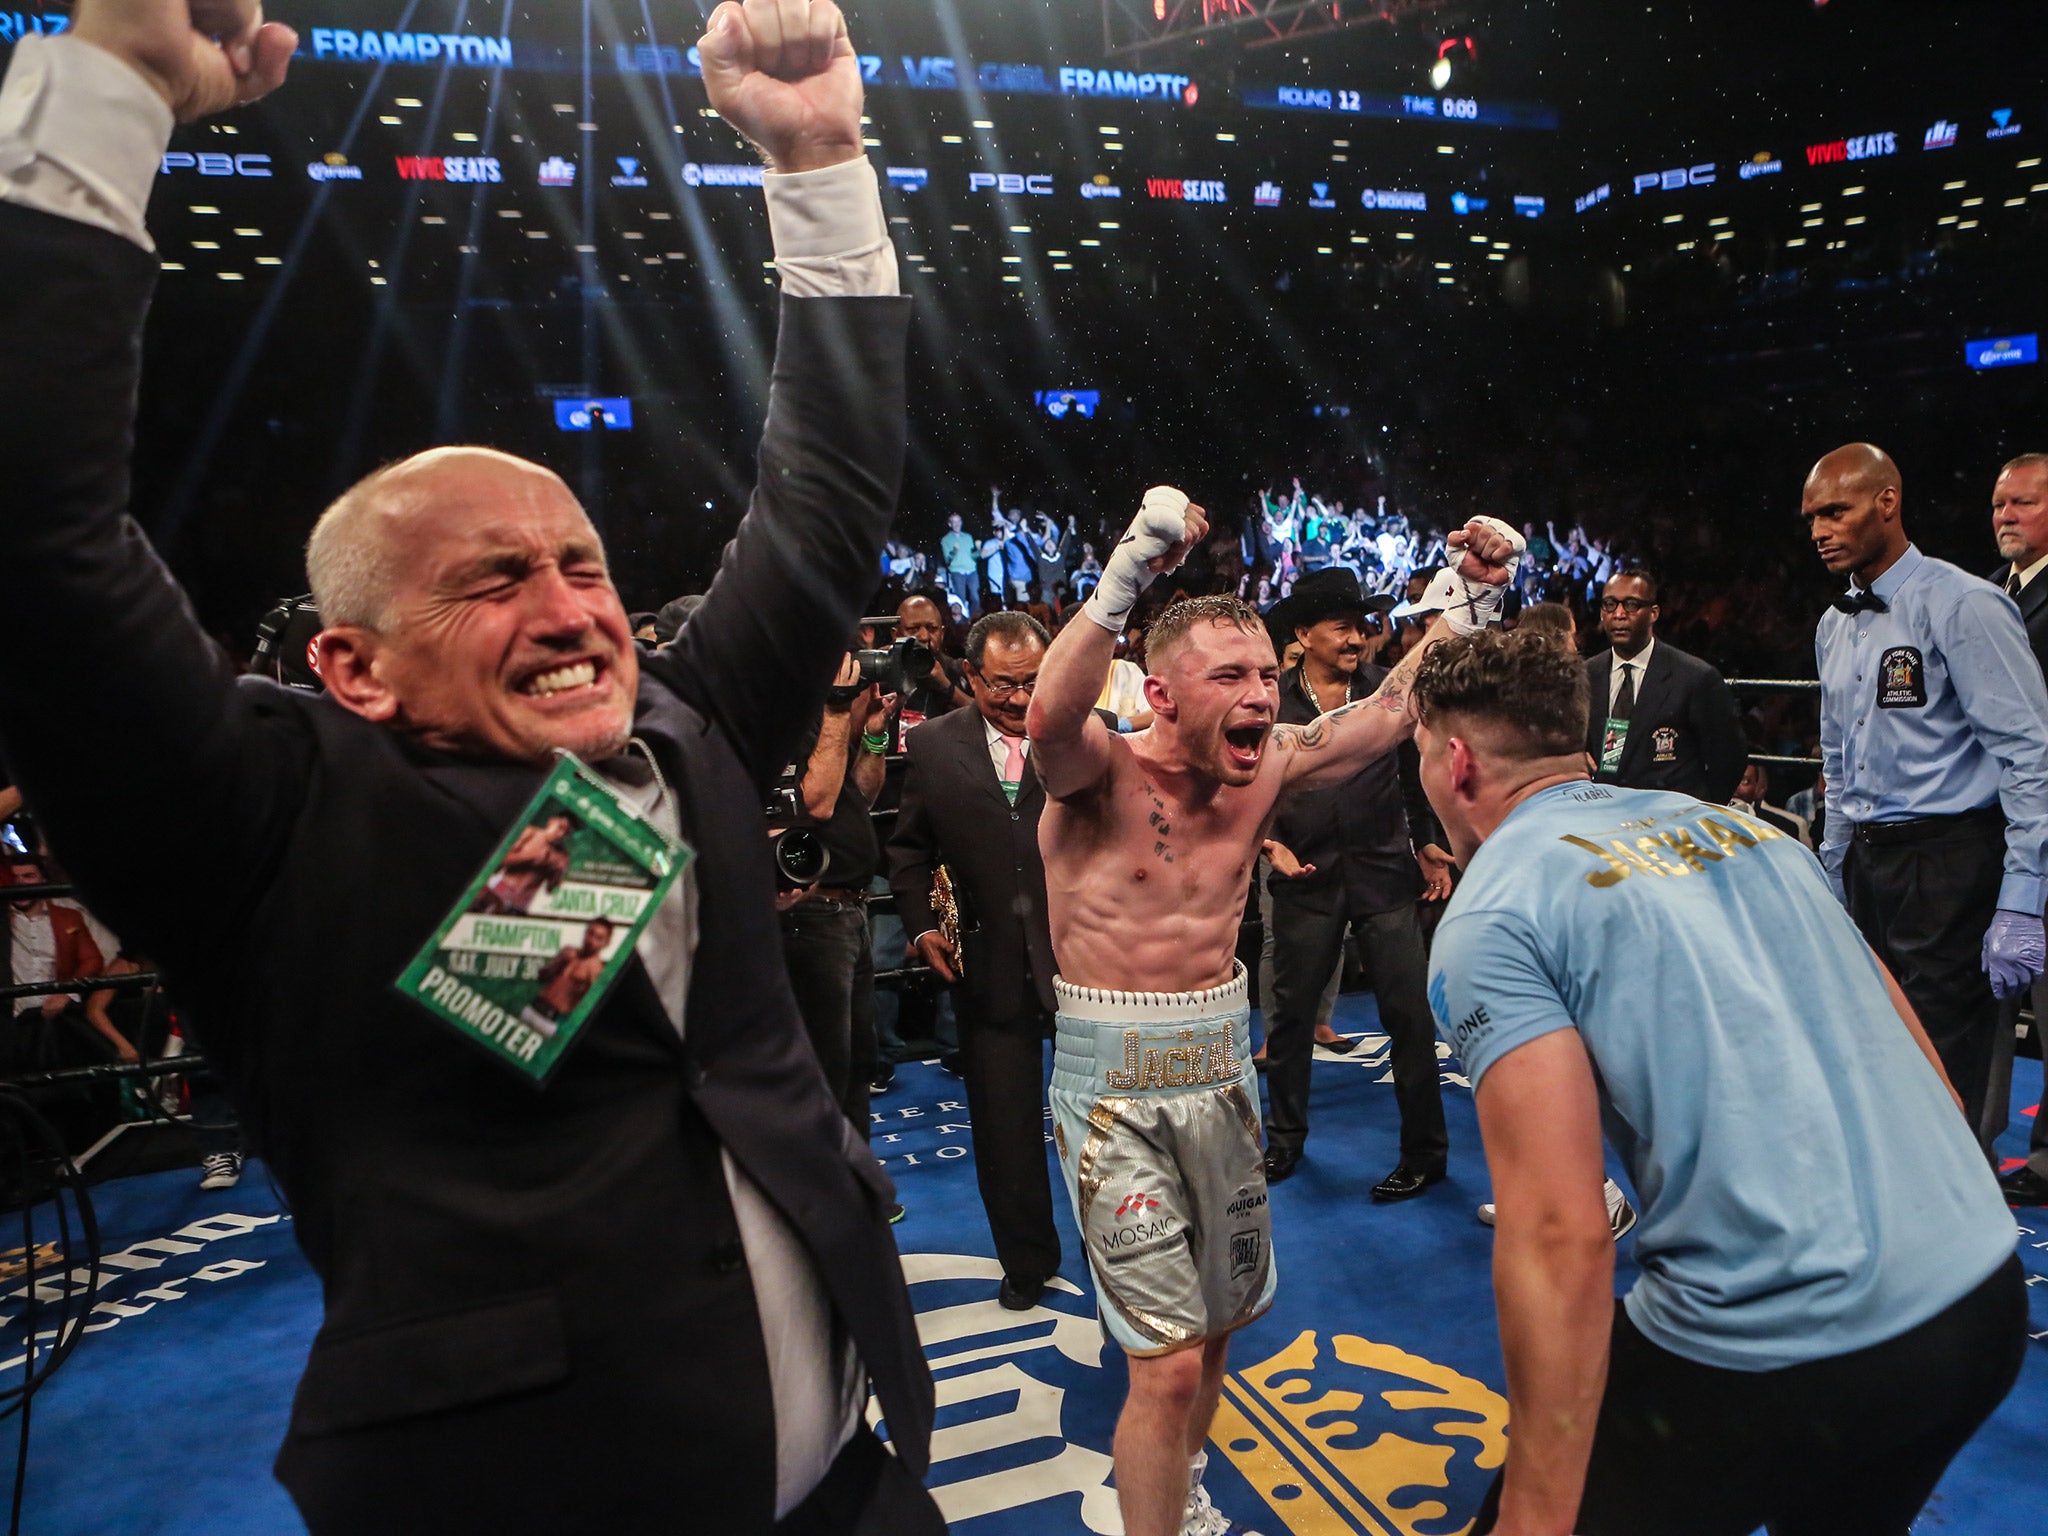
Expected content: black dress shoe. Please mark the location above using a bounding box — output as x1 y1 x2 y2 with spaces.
998 1275 1044 1311
1263 1147 1299 1183
869 1063 896 1094
1371 1164 1447 1203
2000 1166 2048 1206
1316 1034 1360 1055
938 1053 965 1078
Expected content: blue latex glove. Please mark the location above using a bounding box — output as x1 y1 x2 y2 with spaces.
1983 909 2046 1000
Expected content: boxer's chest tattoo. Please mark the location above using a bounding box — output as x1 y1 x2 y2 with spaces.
1141 782 1176 864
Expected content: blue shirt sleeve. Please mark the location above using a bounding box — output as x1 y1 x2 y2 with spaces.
1940 585 2048 913
1815 616 1848 876
1428 906 1578 1088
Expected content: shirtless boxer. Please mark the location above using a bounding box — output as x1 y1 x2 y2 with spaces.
1026 486 1519 1536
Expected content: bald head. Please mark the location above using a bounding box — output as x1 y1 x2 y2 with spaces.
1806 442 1902 504
1802 442 1908 583
308 447 581 631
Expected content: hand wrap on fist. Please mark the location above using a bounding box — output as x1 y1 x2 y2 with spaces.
1084 486 1192 633
1394 515 1526 635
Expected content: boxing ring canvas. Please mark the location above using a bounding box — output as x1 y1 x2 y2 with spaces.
14 991 2048 1534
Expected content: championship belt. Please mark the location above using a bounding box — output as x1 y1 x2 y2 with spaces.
933 864 964 979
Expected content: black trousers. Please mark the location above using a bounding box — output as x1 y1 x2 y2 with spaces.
776 1426 946 1536
1264 893 1448 1168
957 978 1062 1287
780 900 873 1131
1474 1256 2026 1536
1843 810 2004 1133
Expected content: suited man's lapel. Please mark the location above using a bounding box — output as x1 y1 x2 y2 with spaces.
1620 646 1675 778
2021 576 2048 632
950 709 1015 811
1585 651 1612 756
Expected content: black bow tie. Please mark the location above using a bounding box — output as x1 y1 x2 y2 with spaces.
1832 589 1888 615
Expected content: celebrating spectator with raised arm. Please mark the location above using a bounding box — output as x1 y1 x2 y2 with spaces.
0 1 939 1531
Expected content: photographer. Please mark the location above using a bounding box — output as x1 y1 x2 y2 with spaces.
884 593 968 744
775 654 894 1132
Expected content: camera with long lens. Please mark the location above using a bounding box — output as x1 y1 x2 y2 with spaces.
763 774 831 891
851 634 935 696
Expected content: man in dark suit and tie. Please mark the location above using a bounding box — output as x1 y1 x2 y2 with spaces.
0 1 936 1531
1990 452 2048 1202
887 612 1063 1309
1583 569 1748 805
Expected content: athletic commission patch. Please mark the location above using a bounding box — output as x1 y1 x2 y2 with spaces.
1877 645 1928 709
1211 1330 1508 1535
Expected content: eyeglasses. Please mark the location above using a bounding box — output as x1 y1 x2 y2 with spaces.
1599 597 1651 614
978 678 1038 700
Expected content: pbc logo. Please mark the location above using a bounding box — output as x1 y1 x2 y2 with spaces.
161 151 271 177
1114 1191 1159 1219
970 172 1054 195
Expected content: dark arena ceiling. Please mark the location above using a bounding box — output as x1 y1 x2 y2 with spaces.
2 1 2041 645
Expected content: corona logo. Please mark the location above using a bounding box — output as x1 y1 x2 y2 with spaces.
1212 1329 1509 1535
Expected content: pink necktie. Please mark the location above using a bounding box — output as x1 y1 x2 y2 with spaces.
1002 734 1027 782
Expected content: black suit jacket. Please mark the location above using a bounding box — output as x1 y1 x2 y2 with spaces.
886 706 1058 1021
1991 563 2048 683
1266 663 1435 914
1583 640 1747 805
0 202 928 1532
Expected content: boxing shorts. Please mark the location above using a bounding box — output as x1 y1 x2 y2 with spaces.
1049 962 1277 1356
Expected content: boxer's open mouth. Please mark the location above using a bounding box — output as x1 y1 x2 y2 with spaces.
1224 723 1267 766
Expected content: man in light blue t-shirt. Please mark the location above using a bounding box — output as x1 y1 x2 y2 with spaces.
1411 629 2023 1536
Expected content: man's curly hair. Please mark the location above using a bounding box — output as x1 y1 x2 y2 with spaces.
1144 595 1270 674
1411 628 1589 759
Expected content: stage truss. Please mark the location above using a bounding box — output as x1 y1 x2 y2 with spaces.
1102 0 1454 60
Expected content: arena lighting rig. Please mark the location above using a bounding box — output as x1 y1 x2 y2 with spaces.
1103 0 1453 60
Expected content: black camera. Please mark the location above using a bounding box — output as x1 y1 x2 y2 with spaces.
849 634 935 698
763 776 831 890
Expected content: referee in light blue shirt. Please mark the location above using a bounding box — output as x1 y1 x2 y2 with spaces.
1806 442 2048 1141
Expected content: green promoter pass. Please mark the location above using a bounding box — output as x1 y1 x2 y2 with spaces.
395 753 690 1084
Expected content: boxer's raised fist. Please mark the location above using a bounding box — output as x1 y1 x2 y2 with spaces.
72 0 295 121
697 0 864 175
1446 516 1524 589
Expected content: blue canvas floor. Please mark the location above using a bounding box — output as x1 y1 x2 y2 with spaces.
9 993 2048 1534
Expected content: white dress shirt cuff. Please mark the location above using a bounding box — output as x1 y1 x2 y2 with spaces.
763 155 898 298
0 35 173 252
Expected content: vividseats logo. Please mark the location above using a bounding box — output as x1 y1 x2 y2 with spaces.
1148 178 1227 202
1805 132 1895 165
1212 1330 1509 1532
396 155 502 183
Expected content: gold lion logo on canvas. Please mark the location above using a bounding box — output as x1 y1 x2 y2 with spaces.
1210 1330 1508 1536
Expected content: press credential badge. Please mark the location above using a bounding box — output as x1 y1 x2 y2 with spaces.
395 754 689 1083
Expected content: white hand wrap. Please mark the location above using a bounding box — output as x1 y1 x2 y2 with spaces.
1083 486 1191 633
1391 515 1525 634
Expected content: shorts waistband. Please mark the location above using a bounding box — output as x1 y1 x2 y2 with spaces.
1051 961 1248 1024
1052 964 1251 1098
